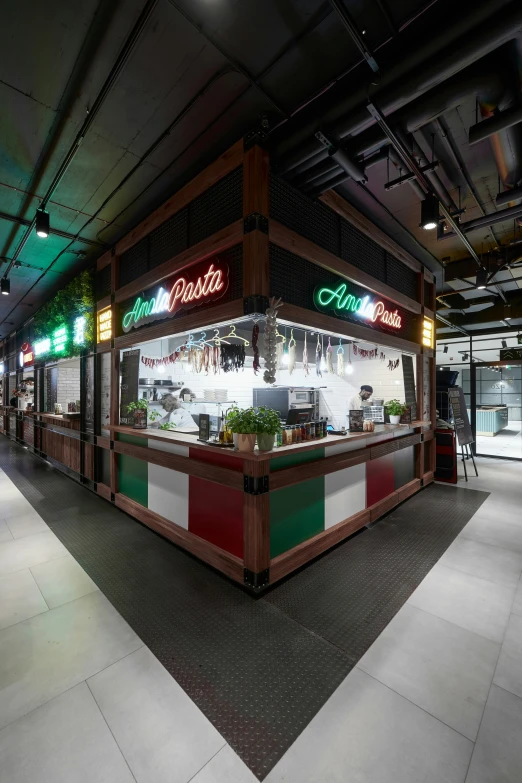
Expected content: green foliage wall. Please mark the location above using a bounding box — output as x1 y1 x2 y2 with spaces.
33 270 95 359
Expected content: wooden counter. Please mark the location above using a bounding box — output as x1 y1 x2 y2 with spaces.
108 419 433 590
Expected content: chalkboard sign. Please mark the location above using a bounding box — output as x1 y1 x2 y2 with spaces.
402 355 417 419
349 410 364 432
120 349 140 425
198 413 210 442
46 367 58 412
84 355 94 433
448 386 473 447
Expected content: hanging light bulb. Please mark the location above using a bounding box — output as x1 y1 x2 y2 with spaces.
282 350 289 366
157 364 165 374
345 363 354 375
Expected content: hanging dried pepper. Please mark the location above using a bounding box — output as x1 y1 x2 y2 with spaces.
220 344 246 372
252 323 260 374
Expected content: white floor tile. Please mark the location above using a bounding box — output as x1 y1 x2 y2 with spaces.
0 569 48 631
0 682 135 783
265 668 473 783
88 646 224 783
191 745 258 782
31 555 98 608
5 511 49 539
493 613 522 700
0 531 68 576
0 591 142 730
407 564 514 644
358 604 499 741
439 537 522 588
460 516 522 554
0 521 13 543
466 685 522 783
0 498 35 518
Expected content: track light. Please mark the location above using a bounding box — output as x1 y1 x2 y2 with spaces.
420 194 439 230
475 268 487 289
35 209 49 238
504 305 512 320
462 353 469 361
502 340 507 348
443 345 448 353
1 277 10 295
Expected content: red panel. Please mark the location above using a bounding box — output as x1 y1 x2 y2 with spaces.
188 447 243 558
366 454 395 506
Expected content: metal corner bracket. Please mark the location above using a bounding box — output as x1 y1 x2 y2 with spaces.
244 212 268 234
243 295 269 316
243 474 269 495
244 568 269 591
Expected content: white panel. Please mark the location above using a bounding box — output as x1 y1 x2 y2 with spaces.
147 439 189 457
370 432 395 445
147 439 189 529
325 463 366 530
326 439 367 457
394 427 414 438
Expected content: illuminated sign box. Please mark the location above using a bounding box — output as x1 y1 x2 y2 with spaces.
121 259 229 333
32 314 89 360
422 317 434 349
97 307 112 342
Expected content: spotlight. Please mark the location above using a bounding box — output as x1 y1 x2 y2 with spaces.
35 209 50 238
475 268 487 289
1 277 10 295
502 340 507 349
156 365 165 374
462 353 469 361
443 345 448 354
420 194 439 230
504 305 512 320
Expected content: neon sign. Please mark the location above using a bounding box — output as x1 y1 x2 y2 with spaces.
73 316 86 345
121 259 229 333
314 282 402 329
21 343 34 366
97 307 112 342
422 317 434 349
34 337 51 357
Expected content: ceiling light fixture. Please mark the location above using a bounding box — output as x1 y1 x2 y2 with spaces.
462 352 469 361
502 340 507 348
420 194 439 230
1 277 10 295
475 268 487 289
443 345 448 353
35 208 50 238
504 304 512 320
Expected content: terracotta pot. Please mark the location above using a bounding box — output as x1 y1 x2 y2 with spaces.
257 433 275 452
389 414 401 425
236 433 256 452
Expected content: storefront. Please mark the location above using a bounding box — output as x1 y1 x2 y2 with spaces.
92 138 436 589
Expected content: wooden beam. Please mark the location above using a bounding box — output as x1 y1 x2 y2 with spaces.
243 458 270 575
116 140 244 256
243 144 269 216
96 296 111 311
281 302 422 354
113 438 244 491
114 298 245 350
320 190 425 276
368 492 399 522
397 478 422 502
115 220 244 304
115 493 244 583
270 220 422 314
111 252 119 294
96 250 112 271
270 446 369 491
96 483 112 501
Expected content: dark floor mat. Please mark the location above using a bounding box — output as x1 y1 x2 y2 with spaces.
0 437 488 779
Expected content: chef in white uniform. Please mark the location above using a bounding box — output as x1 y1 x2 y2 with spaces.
159 388 198 428
349 384 374 410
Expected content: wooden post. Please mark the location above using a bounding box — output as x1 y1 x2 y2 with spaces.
109 348 120 496
242 143 270 299
242 458 270 587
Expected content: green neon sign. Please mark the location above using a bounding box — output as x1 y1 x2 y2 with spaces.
314 282 402 329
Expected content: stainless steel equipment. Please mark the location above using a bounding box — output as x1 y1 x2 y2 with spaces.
253 387 321 420
363 406 385 423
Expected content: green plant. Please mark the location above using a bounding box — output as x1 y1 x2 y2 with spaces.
159 422 176 431
226 407 260 434
33 270 95 359
384 399 406 416
256 406 282 435
126 399 149 413
148 409 161 422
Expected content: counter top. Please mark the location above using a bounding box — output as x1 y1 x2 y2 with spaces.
109 421 431 461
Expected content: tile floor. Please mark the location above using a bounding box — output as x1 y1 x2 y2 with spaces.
0 457 522 781
475 422 522 460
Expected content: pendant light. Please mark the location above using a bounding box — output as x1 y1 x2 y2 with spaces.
1 277 10 295
420 194 439 230
475 268 487 289
35 209 50 238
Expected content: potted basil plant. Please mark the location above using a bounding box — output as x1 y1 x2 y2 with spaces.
256 406 282 452
126 399 149 429
385 399 406 425
226 407 259 452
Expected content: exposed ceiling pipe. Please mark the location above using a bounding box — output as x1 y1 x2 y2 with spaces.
0 211 102 248
274 0 521 173
441 202 522 234
328 0 380 74
469 104 522 144
328 145 367 182
496 185 522 206
3 0 159 281
292 160 339 188
303 167 346 192
307 172 350 199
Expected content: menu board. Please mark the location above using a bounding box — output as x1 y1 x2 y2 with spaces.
349 410 364 432
84 355 94 433
198 413 210 442
120 349 140 425
448 386 473 446
402 355 417 419
46 366 58 412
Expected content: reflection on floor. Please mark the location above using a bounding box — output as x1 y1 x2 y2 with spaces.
476 420 522 459
1 439 522 782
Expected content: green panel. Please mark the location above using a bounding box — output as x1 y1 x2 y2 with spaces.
270 476 325 558
270 447 324 472
118 433 148 506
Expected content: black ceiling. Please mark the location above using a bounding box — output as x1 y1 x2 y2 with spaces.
1 0 522 338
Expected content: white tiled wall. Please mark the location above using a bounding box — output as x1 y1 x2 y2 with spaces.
57 361 81 409
134 339 410 429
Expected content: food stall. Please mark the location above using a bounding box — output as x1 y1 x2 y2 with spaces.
93 138 436 589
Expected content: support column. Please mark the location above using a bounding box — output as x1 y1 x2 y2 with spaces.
242 142 270 303
242 458 270 590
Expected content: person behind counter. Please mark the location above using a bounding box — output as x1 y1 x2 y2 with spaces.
159 388 198 428
349 384 373 410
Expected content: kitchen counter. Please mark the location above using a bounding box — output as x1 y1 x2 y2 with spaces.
109 420 431 461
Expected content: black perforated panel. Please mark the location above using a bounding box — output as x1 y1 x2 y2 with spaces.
341 221 386 282
149 209 188 270
189 167 243 245
95 265 111 300
386 253 417 301
269 244 419 343
119 237 148 287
